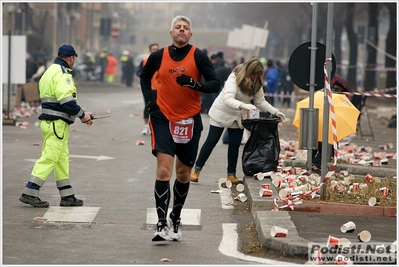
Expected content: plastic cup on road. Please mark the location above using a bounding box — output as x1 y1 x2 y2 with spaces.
261 183 271 189
236 183 245 192
279 188 288 198
338 238 351 248
259 188 273 197
270 226 288 237
340 221 356 233
389 240 397 253
368 197 380 206
358 230 371 243
236 193 247 202
327 235 340 247
254 172 264 180
220 179 232 189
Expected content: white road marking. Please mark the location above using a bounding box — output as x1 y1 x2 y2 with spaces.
69 154 114 161
25 154 114 162
146 208 201 225
218 183 234 209
219 223 300 265
43 207 100 223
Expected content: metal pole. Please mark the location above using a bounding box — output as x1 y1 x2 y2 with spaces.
7 31 12 119
306 2 318 171
320 3 334 200
61 3 66 44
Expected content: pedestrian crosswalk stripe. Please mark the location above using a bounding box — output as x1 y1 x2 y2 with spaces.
146 208 201 225
43 207 100 223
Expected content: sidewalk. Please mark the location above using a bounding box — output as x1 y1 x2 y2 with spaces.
242 96 397 261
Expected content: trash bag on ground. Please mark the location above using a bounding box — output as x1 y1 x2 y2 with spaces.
241 117 281 176
388 114 396 128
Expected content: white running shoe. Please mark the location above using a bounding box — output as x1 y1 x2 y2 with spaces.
141 124 151 135
152 222 170 241
168 217 182 241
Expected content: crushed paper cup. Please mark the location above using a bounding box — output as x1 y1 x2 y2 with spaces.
221 180 232 189
235 193 247 202
389 240 397 253
340 221 356 233
254 172 264 180
327 235 340 247
261 183 271 189
279 188 288 198
368 197 380 206
358 230 371 242
270 226 288 237
259 188 273 197
338 238 352 248
136 140 145 145
236 183 245 192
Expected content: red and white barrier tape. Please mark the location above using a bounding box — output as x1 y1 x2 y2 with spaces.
265 86 397 100
343 91 397 98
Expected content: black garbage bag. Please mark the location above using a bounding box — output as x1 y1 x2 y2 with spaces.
241 117 281 176
388 114 396 128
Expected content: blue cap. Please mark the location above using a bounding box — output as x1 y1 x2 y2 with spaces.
58 44 78 57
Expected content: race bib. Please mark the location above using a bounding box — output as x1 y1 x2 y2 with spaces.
169 118 194 144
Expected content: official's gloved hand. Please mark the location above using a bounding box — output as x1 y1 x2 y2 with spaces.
147 101 159 114
275 110 287 122
239 103 257 110
176 74 199 89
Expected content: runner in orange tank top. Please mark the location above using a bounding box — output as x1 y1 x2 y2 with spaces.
140 15 220 242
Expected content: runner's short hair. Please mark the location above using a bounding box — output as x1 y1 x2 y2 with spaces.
171 15 192 31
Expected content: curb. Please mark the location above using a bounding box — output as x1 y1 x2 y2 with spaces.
292 201 396 218
283 160 397 177
252 210 315 259
244 162 397 259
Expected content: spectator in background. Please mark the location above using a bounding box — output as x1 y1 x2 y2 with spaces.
120 50 129 83
125 52 135 87
26 55 38 81
279 60 294 108
98 48 108 82
263 59 279 107
30 59 46 82
105 53 118 83
33 45 48 68
136 43 159 135
201 54 218 113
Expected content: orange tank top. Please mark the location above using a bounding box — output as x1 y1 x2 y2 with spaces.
143 57 159 90
157 46 201 122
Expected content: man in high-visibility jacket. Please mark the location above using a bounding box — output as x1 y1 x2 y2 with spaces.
19 44 95 208
120 50 129 83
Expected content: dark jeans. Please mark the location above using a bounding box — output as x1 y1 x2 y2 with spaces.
195 125 243 175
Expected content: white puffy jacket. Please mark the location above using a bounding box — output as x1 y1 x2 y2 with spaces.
208 72 278 129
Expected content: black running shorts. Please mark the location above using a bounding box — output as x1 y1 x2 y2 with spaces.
149 110 203 167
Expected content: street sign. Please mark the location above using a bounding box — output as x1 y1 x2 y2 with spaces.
288 42 336 91
110 28 120 39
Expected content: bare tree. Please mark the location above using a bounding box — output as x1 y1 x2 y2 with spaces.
332 3 347 75
384 3 396 92
363 3 379 92
345 3 358 90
